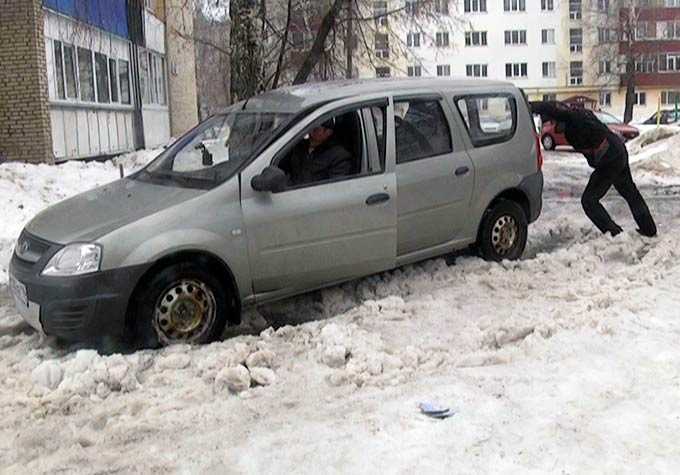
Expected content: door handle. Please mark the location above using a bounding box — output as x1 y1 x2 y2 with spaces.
366 192 390 206
455 166 470 176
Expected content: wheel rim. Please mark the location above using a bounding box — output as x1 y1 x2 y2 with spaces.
153 279 216 344
542 135 553 150
491 215 519 256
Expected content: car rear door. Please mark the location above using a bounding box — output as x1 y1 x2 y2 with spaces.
392 94 475 257
240 96 397 298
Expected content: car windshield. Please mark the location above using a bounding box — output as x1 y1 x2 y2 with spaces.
135 111 293 189
594 111 620 125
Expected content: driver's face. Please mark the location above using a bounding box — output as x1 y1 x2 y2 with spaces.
309 126 333 146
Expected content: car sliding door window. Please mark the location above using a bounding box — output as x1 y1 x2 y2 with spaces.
456 95 517 147
394 99 453 164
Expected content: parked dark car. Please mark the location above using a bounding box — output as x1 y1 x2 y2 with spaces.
641 110 680 125
541 111 639 150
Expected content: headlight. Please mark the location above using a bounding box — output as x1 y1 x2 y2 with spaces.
41 243 102 276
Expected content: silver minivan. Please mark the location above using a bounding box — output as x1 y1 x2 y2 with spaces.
9 79 543 347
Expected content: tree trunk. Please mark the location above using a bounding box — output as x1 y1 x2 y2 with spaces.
272 0 293 89
292 0 345 85
623 59 636 124
230 0 262 101
345 0 353 79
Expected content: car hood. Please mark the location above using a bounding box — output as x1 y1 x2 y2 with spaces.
26 178 205 244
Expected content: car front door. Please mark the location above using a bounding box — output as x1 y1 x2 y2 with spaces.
393 95 475 257
240 96 397 298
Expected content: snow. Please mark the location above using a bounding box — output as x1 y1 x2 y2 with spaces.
2 142 680 472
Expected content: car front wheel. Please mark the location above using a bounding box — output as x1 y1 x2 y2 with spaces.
130 262 229 348
477 199 528 262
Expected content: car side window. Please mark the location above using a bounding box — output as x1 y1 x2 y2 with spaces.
456 94 517 147
369 105 387 172
394 99 453 164
275 109 368 189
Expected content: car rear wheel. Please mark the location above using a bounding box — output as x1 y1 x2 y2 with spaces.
541 134 555 151
130 262 228 348
477 199 528 262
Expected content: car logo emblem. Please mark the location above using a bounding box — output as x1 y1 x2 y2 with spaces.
19 240 29 255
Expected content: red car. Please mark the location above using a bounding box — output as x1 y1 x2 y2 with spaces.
540 111 640 150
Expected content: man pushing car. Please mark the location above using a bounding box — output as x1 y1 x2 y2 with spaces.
531 101 657 237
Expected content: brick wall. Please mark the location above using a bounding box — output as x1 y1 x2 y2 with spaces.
0 0 53 163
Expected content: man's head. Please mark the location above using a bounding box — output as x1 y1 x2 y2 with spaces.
309 119 335 148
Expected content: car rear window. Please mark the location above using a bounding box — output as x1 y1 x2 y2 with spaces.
455 94 517 148
394 99 453 164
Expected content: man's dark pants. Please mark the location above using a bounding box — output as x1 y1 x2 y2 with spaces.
581 134 657 237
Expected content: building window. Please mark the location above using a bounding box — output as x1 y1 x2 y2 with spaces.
541 29 555 44
436 32 450 47
543 93 557 101
108 59 118 103
663 21 680 39
505 30 527 45
598 0 609 11
407 32 421 47
541 0 554 10
291 31 305 49
661 90 680 105
140 50 166 105
599 92 612 106
407 65 422 77
504 0 526 11
376 66 391 78
464 0 487 13
77 47 95 102
435 0 449 14
598 27 614 43
466 64 488 77
635 54 657 73
437 64 451 76
63 44 78 100
505 63 528 78
465 31 488 46
542 62 556 78
53 41 66 100
375 33 389 58
665 0 680 6
569 0 582 20
570 28 583 52
405 0 418 15
94 52 110 103
599 60 612 74
373 1 388 27
660 53 680 71
119 60 131 105
569 61 583 85
635 92 647 106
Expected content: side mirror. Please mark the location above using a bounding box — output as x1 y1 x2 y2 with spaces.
251 165 288 193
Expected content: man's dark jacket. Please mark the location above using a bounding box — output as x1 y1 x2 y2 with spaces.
288 138 353 185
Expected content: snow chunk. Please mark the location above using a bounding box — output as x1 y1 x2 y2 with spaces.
250 367 276 387
31 361 63 390
245 349 275 369
322 345 348 368
214 365 251 394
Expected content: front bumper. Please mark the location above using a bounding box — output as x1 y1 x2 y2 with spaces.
9 244 149 342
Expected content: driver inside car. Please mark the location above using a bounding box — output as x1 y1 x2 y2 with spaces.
287 118 353 186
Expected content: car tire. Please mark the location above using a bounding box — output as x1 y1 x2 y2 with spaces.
541 134 555 151
477 199 528 262
129 262 229 348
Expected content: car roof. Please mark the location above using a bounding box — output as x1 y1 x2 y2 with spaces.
239 77 514 114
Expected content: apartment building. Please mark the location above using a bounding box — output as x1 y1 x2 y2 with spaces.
358 0 680 121
0 0 199 163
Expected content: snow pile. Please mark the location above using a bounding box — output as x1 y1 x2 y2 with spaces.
0 149 160 285
627 125 679 155
630 130 680 178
